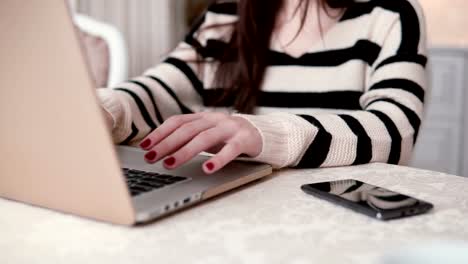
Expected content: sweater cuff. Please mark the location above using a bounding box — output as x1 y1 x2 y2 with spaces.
234 113 318 169
96 88 131 143
97 88 122 128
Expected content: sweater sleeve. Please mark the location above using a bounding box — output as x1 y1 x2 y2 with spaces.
97 40 204 145
97 3 237 145
237 0 428 169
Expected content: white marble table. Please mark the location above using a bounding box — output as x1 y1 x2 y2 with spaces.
1 163 468 264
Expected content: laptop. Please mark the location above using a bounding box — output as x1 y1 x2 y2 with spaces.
0 0 272 225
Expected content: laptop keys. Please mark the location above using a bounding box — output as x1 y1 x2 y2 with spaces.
122 168 188 197
170 176 186 182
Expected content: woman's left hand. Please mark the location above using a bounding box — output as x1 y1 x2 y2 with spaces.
138 112 263 174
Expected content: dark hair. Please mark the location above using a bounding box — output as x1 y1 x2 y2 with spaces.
212 0 355 113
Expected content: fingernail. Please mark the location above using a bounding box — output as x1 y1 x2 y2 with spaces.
205 162 214 171
145 151 157 161
139 139 152 149
164 157 176 166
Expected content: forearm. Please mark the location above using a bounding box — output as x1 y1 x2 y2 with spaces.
236 103 420 170
97 44 206 145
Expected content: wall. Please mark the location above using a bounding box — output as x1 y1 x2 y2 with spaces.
420 0 468 47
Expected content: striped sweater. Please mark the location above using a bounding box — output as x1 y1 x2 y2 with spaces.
98 0 428 169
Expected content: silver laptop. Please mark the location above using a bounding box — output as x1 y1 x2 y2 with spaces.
0 0 272 225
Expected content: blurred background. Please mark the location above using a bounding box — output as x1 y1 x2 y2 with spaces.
70 0 468 177
70 0 468 76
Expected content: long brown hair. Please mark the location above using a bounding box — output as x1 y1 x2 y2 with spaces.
212 0 354 113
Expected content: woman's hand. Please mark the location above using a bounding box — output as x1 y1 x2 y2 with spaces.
138 113 263 174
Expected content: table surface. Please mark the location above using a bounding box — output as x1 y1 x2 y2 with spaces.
1 163 468 264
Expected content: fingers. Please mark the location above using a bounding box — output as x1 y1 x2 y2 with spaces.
162 127 229 169
144 119 215 163
137 112 263 174
203 138 244 174
139 113 202 150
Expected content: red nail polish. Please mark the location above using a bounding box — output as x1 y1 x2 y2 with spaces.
145 151 157 161
205 162 214 171
164 157 176 166
140 139 151 149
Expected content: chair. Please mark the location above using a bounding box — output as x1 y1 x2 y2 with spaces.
74 14 128 87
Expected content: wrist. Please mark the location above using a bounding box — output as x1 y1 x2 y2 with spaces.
233 113 290 168
97 88 121 129
96 88 131 143
233 113 319 169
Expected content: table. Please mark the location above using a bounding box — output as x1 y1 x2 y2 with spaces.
1 163 468 264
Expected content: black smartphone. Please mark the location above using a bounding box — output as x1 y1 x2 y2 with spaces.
301 179 434 220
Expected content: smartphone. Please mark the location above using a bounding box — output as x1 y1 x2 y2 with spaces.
301 179 433 221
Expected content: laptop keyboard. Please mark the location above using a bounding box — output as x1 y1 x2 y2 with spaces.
123 168 188 197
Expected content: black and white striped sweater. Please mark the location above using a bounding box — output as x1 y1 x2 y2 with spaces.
98 0 428 169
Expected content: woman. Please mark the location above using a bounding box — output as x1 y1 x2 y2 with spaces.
98 0 427 174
